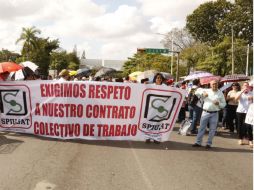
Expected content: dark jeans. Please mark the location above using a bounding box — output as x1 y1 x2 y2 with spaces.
178 107 186 122
222 105 228 127
226 105 238 132
190 105 202 132
188 105 193 120
236 112 253 141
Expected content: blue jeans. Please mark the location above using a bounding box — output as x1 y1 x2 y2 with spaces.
190 105 202 132
196 111 219 146
188 105 193 120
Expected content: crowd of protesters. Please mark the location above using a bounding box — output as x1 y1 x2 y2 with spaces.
1 68 253 149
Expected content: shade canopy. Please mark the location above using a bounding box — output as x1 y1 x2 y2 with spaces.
220 74 250 83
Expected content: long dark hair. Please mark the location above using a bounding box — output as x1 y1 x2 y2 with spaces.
153 73 165 84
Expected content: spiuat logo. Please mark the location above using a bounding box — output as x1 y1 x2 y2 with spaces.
0 89 28 116
144 94 176 122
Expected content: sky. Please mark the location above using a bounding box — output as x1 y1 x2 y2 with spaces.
0 0 212 60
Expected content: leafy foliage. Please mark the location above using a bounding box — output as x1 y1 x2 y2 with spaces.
180 43 210 73
123 53 171 75
0 49 20 62
161 27 196 52
217 0 253 44
196 37 252 75
186 0 233 45
14 26 81 76
16 26 41 59
184 0 253 75
122 52 188 79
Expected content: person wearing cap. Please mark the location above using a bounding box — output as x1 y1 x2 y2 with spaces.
58 69 70 81
226 82 240 133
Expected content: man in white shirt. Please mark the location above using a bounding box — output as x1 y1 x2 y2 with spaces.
192 80 226 149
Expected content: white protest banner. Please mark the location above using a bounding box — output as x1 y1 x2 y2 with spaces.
245 103 254 125
0 81 186 141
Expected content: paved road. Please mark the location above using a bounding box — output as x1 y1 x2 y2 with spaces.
0 125 252 190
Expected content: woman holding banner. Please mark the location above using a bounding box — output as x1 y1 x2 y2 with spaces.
145 73 165 144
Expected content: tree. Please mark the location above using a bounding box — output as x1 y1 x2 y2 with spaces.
50 50 69 74
186 0 233 45
0 49 20 62
180 42 210 73
16 26 41 59
49 50 80 74
24 37 60 75
160 27 196 52
122 52 185 78
196 37 252 75
67 52 80 70
217 0 253 44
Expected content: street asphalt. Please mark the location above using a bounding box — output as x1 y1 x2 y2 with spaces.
0 124 252 190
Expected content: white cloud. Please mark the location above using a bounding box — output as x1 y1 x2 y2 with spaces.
0 0 215 60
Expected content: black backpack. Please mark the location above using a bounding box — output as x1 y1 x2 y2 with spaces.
188 88 199 106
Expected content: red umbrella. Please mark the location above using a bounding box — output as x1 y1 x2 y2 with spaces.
220 74 249 83
0 62 23 73
200 76 221 85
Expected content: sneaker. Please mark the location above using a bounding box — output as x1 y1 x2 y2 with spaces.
192 143 201 147
205 145 211 150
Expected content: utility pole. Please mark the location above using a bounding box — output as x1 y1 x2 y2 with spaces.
171 33 174 75
231 26 234 74
176 52 180 82
246 44 249 76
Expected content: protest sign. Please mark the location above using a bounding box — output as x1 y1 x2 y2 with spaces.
245 103 254 125
0 81 185 141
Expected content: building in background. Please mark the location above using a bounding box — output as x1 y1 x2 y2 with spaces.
80 58 126 71
79 51 126 71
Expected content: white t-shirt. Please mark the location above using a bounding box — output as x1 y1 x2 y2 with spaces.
227 90 238 106
236 91 253 113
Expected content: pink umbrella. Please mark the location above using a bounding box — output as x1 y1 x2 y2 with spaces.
184 71 214 81
200 76 221 85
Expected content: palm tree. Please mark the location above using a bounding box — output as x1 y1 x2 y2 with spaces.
16 26 41 60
